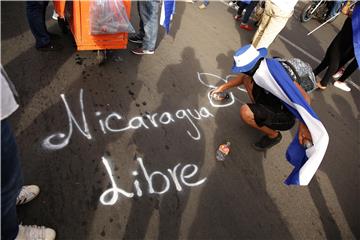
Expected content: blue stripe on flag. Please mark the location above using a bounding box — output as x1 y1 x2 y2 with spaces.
352 2 360 68
161 0 175 33
265 59 317 185
266 59 319 122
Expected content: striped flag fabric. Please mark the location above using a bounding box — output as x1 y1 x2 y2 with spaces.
253 59 329 185
352 2 360 68
160 0 176 33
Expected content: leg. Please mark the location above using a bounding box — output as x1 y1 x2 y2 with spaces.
252 10 271 47
319 57 341 86
240 104 278 138
1 120 23 240
338 58 358 82
313 48 331 76
26 1 50 48
139 1 160 51
328 0 342 18
137 1 145 39
242 1 258 24
236 1 248 16
253 14 290 49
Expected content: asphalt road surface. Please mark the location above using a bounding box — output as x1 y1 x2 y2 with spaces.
1 1 359 239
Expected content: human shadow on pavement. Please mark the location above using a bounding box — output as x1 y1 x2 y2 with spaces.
306 90 358 239
14 46 144 239
187 52 293 239
281 13 358 238
123 47 207 240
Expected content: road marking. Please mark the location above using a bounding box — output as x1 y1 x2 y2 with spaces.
278 35 321 63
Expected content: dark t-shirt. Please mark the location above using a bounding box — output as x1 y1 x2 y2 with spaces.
244 59 288 113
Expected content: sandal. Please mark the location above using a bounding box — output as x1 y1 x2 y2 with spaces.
210 90 229 101
316 82 327 90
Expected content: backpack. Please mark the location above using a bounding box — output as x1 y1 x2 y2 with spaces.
277 58 317 93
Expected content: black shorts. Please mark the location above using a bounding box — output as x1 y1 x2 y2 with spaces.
248 103 295 131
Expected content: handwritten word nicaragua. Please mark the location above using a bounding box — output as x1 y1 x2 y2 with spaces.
100 156 206 205
42 89 214 150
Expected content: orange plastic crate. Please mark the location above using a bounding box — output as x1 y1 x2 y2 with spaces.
54 0 131 51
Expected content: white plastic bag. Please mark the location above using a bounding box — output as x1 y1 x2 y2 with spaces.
90 0 135 35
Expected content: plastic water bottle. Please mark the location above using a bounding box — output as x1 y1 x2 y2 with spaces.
216 142 231 161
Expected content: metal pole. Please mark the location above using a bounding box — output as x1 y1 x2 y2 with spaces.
307 12 340 36
307 1 356 36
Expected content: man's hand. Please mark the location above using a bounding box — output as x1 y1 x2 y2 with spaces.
298 122 312 145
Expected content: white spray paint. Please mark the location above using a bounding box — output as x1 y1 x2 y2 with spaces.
42 89 214 150
100 156 134 205
99 156 207 205
197 72 247 107
42 89 92 150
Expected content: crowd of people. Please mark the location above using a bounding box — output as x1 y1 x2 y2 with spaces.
1 0 359 239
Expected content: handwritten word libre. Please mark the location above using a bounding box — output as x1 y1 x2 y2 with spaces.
42 89 214 150
100 156 207 205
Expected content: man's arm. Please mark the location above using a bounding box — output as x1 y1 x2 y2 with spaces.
213 74 249 93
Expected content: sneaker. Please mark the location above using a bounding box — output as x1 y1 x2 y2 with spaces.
228 1 236 7
128 36 143 44
332 67 345 79
52 10 59 21
36 42 63 51
334 81 351 92
253 132 282 151
239 23 254 31
199 3 207 9
234 15 241 21
316 81 327 90
131 48 154 55
16 224 56 240
16 185 40 205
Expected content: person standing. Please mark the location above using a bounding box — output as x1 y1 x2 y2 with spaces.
1 66 56 240
313 16 354 89
234 0 258 31
252 0 298 48
26 1 62 51
129 0 161 55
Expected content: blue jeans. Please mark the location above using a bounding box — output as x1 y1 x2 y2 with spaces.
1 120 23 240
26 1 51 48
137 1 160 51
237 1 257 23
329 0 343 18
203 0 209 6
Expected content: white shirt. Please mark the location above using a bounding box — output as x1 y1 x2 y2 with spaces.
1 69 18 120
270 0 298 13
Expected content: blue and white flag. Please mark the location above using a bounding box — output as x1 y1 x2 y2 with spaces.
352 2 360 68
160 0 176 33
253 59 329 185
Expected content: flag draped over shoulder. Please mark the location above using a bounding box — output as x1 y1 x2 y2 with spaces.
253 59 329 185
352 2 360 68
160 0 176 33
